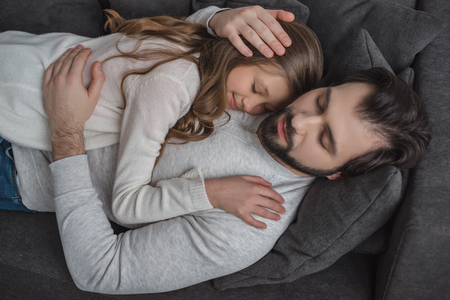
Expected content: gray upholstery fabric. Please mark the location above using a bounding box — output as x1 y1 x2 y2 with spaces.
300 0 445 74
375 0 450 298
109 0 310 24
109 0 192 19
0 0 104 37
319 29 394 87
213 166 404 290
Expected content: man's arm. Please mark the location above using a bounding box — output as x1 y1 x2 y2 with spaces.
43 44 104 162
186 6 294 58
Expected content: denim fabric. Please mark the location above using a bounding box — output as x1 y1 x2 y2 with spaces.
0 137 33 212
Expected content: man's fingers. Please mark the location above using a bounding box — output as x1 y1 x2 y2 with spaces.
44 62 55 86
51 48 74 78
258 10 292 50
239 22 275 58
71 48 92 76
269 10 295 23
61 45 87 75
88 61 105 101
228 31 253 57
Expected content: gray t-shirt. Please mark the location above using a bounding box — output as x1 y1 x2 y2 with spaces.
13 111 314 294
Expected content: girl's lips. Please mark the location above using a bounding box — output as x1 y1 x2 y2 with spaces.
230 93 238 109
278 117 287 142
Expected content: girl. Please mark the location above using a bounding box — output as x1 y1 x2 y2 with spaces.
0 10 323 228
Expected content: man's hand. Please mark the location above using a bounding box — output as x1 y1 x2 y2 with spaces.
43 45 104 161
209 5 295 58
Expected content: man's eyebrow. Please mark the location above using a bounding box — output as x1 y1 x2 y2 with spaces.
325 87 337 156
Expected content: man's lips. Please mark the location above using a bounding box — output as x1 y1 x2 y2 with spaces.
278 117 287 142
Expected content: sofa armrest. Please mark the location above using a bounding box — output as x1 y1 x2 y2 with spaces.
376 175 450 299
375 1 450 299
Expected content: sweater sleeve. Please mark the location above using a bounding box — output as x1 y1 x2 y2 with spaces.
185 6 229 36
50 155 285 294
111 61 212 225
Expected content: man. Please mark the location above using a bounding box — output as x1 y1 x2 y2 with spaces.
1 5 430 294
28 37 428 293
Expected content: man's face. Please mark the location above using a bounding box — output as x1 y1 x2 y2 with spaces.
258 82 384 178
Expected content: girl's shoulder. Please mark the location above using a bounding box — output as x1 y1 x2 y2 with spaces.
152 57 199 82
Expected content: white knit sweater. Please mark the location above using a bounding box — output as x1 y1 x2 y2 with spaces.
2 6 223 221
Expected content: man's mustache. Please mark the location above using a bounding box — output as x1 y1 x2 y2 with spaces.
284 107 295 151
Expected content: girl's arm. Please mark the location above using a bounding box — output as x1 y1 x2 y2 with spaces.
111 59 213 225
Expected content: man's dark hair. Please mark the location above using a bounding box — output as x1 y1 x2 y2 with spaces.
337 67 431 176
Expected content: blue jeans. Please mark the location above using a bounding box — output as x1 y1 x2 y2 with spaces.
0 137 33 212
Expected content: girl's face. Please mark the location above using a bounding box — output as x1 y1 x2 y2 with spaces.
225 65 292 115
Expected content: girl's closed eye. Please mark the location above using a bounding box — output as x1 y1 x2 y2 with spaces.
252 83 257 94
225 65 291 114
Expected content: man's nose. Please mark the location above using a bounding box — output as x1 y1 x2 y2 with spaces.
290 113 322 136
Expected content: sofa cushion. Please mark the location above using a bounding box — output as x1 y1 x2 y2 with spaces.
109 0 192 19
213 29 406 290
110 0 310 24
300 0 445 74
0 0 104 37
222 0 309 24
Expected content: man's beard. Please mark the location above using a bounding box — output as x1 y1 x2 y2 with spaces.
259 107 342 177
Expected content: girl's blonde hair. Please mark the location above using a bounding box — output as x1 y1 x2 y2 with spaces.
103 10 323 160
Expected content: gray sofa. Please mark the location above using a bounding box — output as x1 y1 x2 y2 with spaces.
0 0 449 299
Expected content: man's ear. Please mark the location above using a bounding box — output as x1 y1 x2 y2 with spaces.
326 172 346 181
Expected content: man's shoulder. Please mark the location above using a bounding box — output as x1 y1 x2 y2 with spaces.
224 110 266 131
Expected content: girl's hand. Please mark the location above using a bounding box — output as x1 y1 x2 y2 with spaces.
205 175 286 229
209 5 295 58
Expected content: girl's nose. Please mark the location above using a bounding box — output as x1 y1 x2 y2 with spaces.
242 96 265 115
242 97 256 113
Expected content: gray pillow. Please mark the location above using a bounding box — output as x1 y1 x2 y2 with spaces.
213 29 405 290
320 29 394 87
300 0 445 74
320 29 414 87
397 67 415 86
